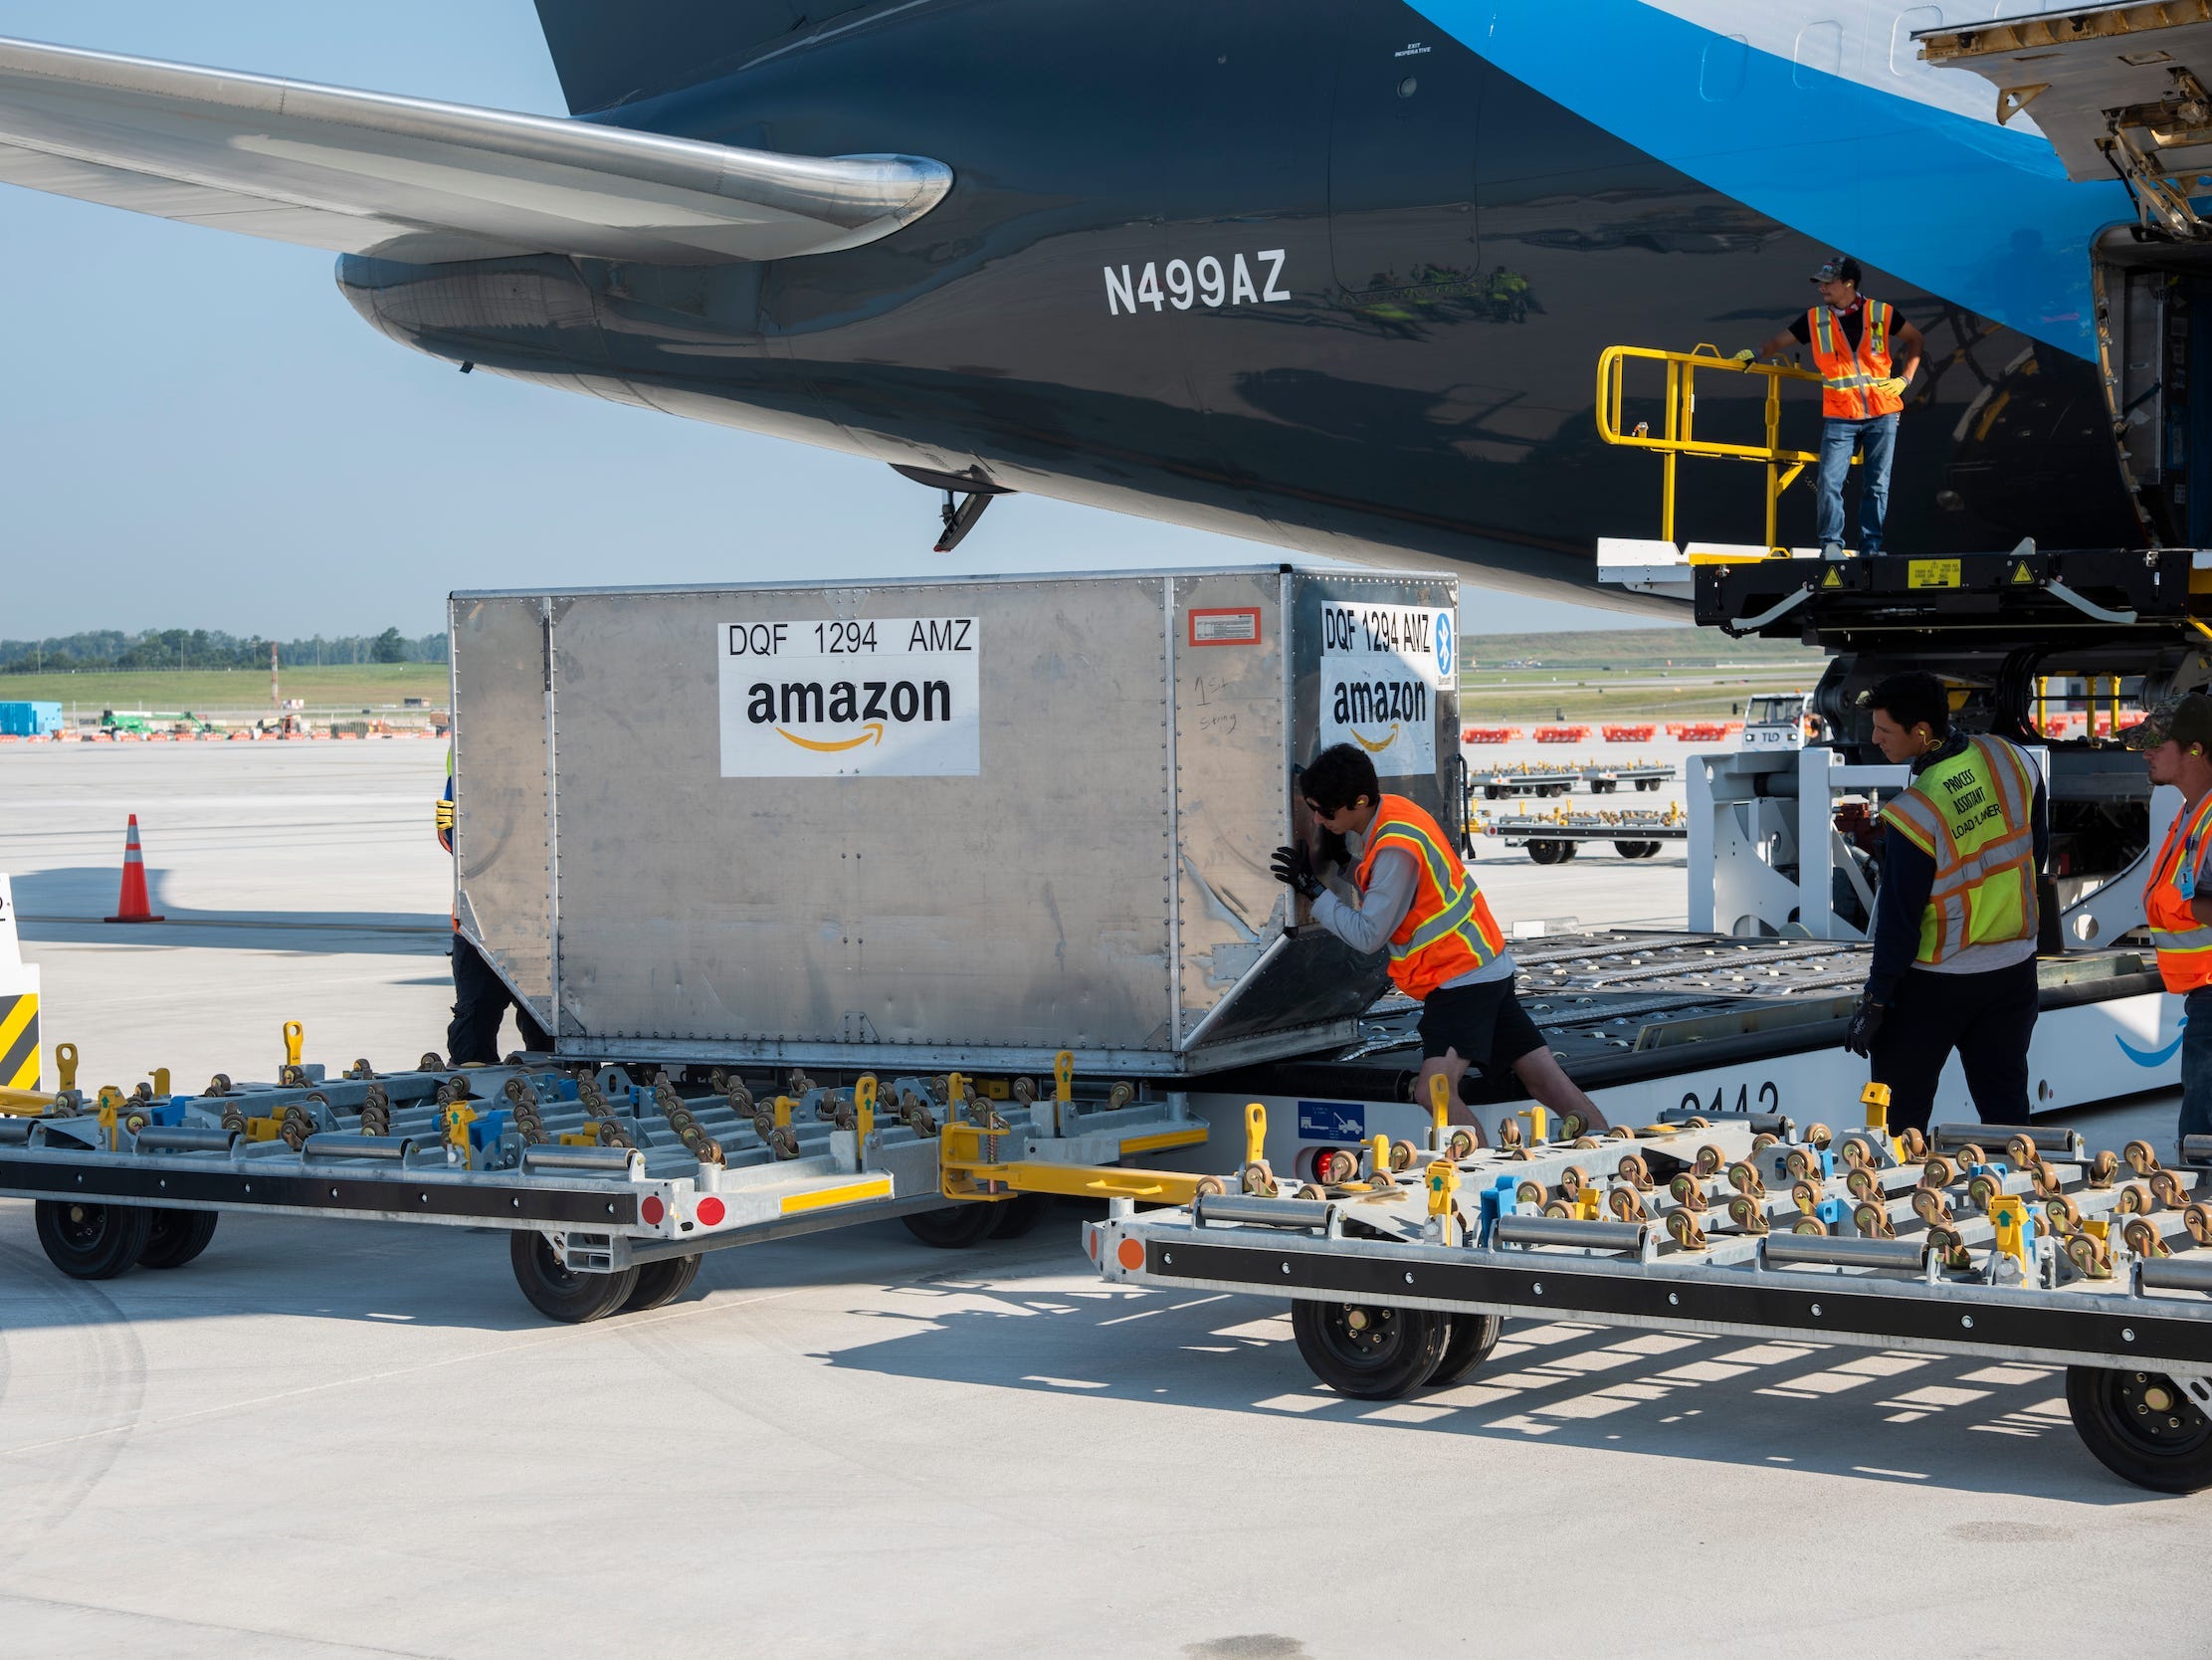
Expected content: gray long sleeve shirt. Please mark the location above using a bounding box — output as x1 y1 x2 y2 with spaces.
1308 833 1515 989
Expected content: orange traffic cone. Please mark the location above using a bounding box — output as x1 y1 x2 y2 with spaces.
105 813 165 924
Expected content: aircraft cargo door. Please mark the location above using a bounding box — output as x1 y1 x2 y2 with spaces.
1327 20 1480 301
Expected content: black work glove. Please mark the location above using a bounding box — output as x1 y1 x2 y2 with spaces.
1844 996 1886 1058
1270 844 1323 901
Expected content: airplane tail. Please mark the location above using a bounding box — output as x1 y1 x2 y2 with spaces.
532 0 872 113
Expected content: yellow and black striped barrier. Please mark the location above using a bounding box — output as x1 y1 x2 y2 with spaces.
0 990 36 1091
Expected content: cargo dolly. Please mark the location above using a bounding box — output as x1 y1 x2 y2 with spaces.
1089 1081 2212 1493
0 1024 1212 1322
1466 761 1676 800
1468 804 1686 863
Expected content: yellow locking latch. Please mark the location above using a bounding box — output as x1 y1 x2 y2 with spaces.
56 1042 79 1093
1861 1081 1891 1132
1989 1194 2031 1267
1244 1102 1267 1167
1054 1050 1075 1105
1428 1072 1452 1152
1425 1159 1461 1242
855 1074 878 1148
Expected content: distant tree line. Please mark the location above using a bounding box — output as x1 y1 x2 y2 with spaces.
0 628 449 674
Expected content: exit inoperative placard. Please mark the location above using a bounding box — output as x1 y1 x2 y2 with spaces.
717 617 981 777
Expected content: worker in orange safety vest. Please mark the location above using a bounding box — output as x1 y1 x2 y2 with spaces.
1271 743 1605 1144
1746 254 1923 559
2129 695 2212 1151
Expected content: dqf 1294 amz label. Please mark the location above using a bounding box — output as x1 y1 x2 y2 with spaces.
717 618 980 778
1316 602 1454 778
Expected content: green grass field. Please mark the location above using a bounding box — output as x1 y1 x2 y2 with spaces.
0 663 449 717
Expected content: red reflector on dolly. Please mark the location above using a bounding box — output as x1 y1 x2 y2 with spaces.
697 1196 726 1226
640 1195 665 1225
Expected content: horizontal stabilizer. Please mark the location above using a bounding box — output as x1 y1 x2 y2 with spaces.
0 35 950 264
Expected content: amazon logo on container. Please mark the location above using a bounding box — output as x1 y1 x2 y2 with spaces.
717 614 981 778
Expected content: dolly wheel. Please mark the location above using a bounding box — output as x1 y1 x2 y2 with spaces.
508 1232 640 1323
2066 1366 2212 1493
1426 1313 1503 1387
1292 1300 1446 1400
35 1200 153 1280
622 1253 704 1313
988 1192 1056 1239
901 1204 1003 1249
137 1209 220 1270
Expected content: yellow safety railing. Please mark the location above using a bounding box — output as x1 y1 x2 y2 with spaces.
1595 343 1827 549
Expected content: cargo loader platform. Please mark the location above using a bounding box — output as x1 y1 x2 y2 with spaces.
1188 933 2174 1186
1693 545 2192 645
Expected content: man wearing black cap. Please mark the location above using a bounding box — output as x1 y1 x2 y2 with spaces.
2130 695 2212 1152
1745 256 1923 558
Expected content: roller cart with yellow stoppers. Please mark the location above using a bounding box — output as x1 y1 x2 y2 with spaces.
0 1025 1206 1322
1088 1078 2212 1494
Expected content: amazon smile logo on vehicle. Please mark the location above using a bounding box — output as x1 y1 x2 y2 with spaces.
718 615 980 778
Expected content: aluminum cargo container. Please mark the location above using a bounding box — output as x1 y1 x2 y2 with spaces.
450 566 1460 1075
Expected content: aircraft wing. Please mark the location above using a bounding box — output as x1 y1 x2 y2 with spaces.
0 35 951 265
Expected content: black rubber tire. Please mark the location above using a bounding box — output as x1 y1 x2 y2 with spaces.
622 1253 703 1313
1527 840 1563 865
988 1192 1056 1239
35 1199 153 1280
2065 1365 2212 1493
136 1209 219 1270
1426 1313 1504 1387
507 1231 641 1323
901 1204 1003 1249
1559 840 1579 861
1292 1299 1448 1400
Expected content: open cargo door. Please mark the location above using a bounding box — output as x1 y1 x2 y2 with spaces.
1917 4 2212 238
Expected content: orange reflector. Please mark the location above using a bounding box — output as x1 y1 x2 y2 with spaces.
1115 1237 1144 1271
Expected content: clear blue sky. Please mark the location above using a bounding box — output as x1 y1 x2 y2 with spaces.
0 1 1625 639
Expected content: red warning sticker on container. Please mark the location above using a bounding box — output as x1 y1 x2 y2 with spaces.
1188 607 1263 647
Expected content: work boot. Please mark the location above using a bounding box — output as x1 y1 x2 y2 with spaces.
1820 542 1846 560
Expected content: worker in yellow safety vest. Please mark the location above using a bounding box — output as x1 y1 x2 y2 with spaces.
437 744 550 1064
1745 254 1923 559
1844 672 2047 1134
2128 695 2212 1151
1272 742 1605 1141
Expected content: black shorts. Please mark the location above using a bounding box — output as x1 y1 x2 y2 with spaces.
1418 978 1545 1075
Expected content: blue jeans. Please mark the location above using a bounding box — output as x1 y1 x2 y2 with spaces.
1816 412 1899 554
2183 987 2212 1151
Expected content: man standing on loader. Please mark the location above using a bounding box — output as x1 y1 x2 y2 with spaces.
1271 743 1604 1141
1745 254 1922 558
